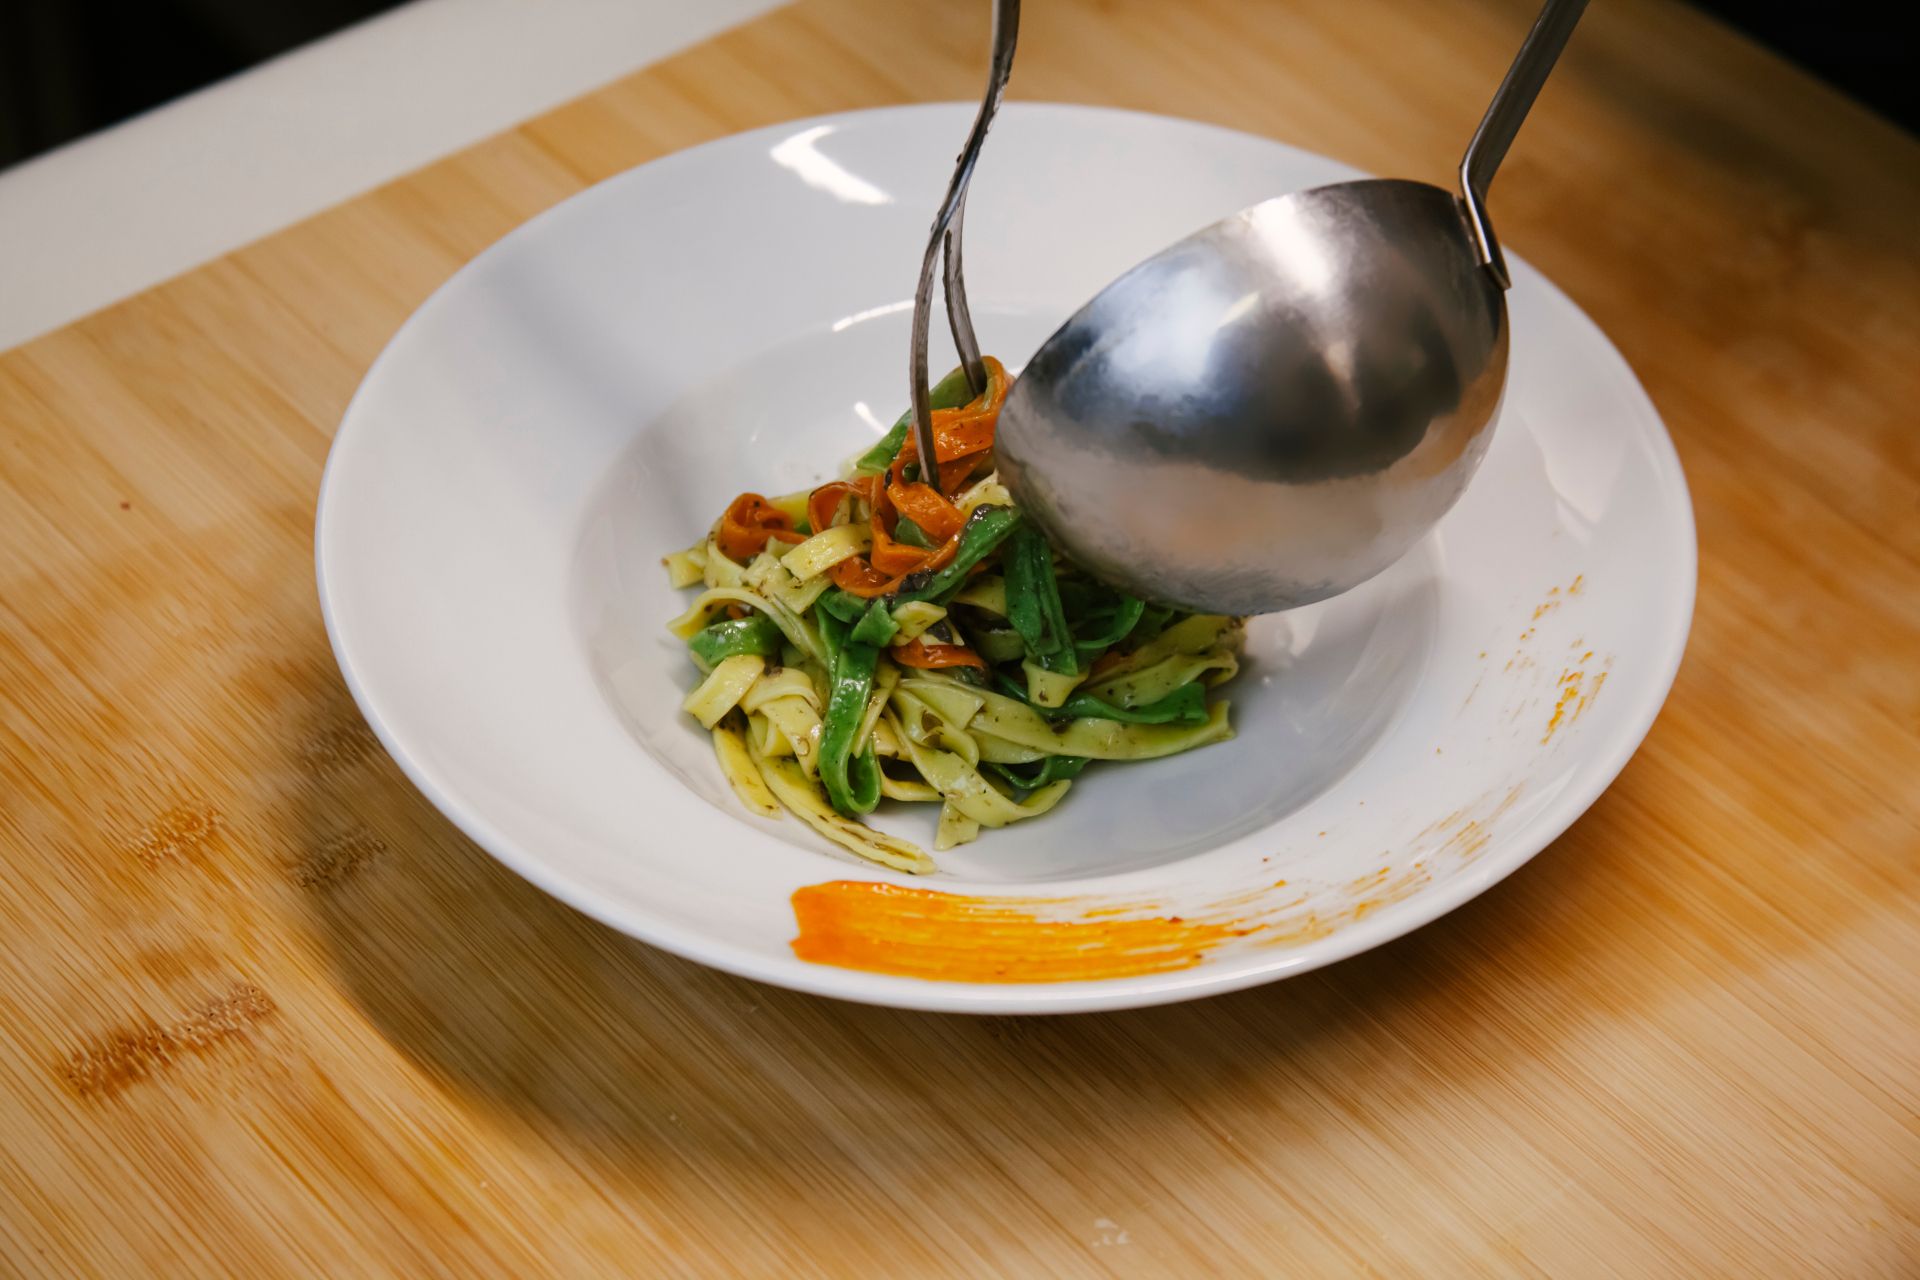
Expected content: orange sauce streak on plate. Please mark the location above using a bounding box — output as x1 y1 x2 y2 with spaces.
790 882 1249 982
790 784 1527 983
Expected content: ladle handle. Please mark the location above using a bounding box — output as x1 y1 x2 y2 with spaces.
910 0 1019 493
1458 0 1588 289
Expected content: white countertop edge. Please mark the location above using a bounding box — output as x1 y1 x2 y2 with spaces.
0 0 787 353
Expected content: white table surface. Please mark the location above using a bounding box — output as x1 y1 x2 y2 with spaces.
0 0 786 353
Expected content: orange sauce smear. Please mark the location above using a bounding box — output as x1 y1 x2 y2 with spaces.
790 882 1249 982
791 784 1527 983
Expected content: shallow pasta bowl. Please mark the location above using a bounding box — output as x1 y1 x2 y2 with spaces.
316 103 1695 1013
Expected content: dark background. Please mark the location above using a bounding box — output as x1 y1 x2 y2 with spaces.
1 0 1914 172
0 0 397 168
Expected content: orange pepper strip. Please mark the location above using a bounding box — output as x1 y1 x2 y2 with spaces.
827 558 897 596
806 480 864 540
896 432 994 479
895 356 1007 459
716 492 805 562
810 477 900 594
886 457 965 542
931 357 1008 454
892 636 988 670
829 530 961 598
894 451 984 497
816 466 946 594
869 475 949 575
869 526 929 577
815 362 1013 598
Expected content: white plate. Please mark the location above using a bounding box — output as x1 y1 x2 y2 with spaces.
317 104 1695 1012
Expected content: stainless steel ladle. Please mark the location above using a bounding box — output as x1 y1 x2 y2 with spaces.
992 0 1589 614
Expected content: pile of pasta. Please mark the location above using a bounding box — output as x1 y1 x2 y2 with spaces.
664 358 1243 872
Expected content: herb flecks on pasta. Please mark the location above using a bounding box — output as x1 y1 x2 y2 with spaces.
665 358 1242 871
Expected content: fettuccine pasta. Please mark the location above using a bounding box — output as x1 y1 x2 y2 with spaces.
665 356 1243 871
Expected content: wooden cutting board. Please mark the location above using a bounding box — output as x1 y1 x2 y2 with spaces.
2 0 1914 1273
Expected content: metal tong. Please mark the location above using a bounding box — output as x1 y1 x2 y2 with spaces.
906 0 1020 494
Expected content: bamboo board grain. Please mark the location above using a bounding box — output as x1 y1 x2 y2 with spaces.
1 0 1916 1274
